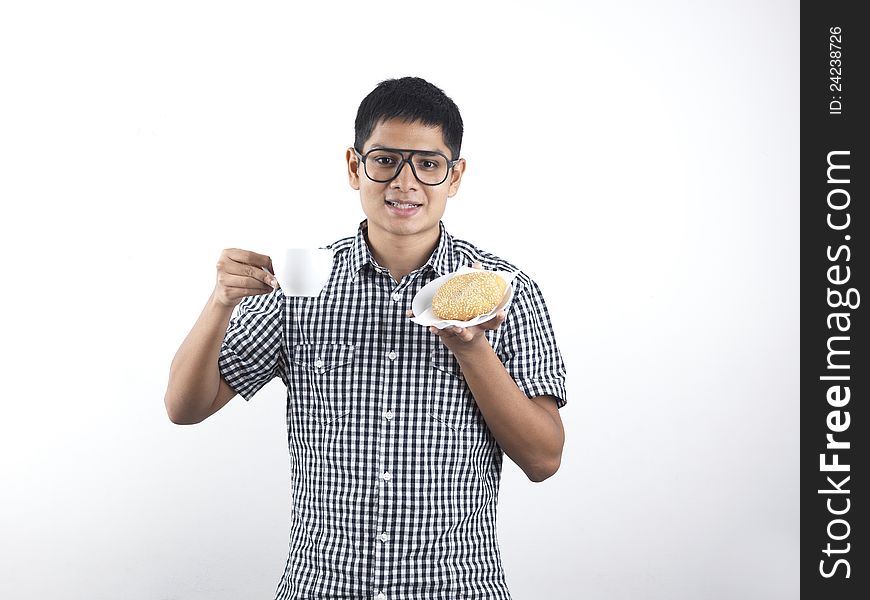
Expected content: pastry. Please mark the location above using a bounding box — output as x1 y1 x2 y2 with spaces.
432 271 507 321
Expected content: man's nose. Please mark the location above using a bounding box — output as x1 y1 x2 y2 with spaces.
391 160 418 191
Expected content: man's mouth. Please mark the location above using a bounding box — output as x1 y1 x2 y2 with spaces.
385 200 422 209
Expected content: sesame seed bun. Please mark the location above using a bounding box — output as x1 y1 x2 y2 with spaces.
431 271 508 321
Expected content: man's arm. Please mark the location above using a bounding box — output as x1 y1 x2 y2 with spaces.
164 249 277 425
433 313 565 482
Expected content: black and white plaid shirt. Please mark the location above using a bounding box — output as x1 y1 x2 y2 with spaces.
219 221 567 600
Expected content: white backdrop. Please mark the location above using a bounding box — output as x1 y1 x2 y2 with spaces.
0 1 799 599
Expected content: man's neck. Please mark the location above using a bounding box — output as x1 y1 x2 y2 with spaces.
365 224 440 283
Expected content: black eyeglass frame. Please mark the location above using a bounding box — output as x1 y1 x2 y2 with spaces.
353 147 460 186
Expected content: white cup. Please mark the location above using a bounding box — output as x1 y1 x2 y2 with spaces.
271 248 333 297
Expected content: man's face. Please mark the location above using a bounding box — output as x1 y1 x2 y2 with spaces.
347 119 465 242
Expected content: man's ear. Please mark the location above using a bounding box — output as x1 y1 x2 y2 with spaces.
346 147 361 190
447 158 466 197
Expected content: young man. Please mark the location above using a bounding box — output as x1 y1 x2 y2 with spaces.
165 77 567 600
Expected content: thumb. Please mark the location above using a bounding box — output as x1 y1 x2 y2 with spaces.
470 260 483 270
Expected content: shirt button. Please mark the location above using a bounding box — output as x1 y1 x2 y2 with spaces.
313 358 324 369
383 410 394 421
387 350 397 361
378 532 388 542
382 471 392 482
391 291 401 302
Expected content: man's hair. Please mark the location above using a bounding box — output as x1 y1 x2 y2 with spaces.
354 77 464 160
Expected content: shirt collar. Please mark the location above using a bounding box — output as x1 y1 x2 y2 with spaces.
348 220 459 281
347 221 372 279
426 221 458 276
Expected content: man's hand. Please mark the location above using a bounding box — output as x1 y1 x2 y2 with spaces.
213 248 278 308
425 310 506 355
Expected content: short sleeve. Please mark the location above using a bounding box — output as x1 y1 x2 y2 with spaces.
496 276 568 408
218 290 285 401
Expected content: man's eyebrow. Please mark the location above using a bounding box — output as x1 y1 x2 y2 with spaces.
369 144 444 154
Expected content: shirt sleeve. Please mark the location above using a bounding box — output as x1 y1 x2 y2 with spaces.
496 275 568 408
218 290 286 401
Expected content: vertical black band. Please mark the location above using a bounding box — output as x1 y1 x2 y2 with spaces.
801 2 868 596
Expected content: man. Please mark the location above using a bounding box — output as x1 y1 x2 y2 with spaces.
165 77 567 600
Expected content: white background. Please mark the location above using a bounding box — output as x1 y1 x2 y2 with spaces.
0 1 799 598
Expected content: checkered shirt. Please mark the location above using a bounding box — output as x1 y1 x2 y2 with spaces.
218 221 567 600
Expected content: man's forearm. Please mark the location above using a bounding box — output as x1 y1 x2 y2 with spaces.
452 339 564 481
165 293 234 424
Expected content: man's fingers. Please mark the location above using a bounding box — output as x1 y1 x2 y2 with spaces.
224 248 273 269
212 249 278 308
218 251 277 288
451 326 470 342
219 273 275 291
471 261 483 269
213 249 280 309
481 310 507 330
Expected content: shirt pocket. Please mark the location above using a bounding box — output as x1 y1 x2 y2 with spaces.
427 345 480 431
291 342 355 424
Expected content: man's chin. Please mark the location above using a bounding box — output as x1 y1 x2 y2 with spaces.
368 215 439 239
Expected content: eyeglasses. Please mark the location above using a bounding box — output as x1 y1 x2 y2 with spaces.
354 147 460 186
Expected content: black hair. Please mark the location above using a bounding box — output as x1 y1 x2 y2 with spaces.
354 77 464 160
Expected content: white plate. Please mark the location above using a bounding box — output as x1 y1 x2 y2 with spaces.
410 266 518 330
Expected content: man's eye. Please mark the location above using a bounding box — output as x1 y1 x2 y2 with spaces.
416 159 441 170
373 156 397 166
